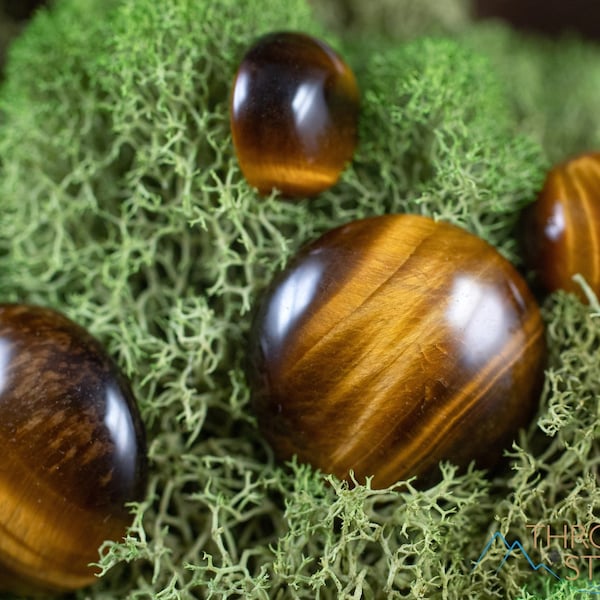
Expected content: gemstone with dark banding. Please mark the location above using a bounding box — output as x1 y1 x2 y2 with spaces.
249 214 546 487
0 304 147 595
230 31 360 197
522 152 600 302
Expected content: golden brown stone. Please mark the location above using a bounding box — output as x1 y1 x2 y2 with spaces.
230 31 359 197
249 214 546 487
522 152 600 301
0 304 147 595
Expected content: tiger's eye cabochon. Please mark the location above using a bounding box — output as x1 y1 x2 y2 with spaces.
522 152 600 301
249 214 546 488
0 304 147 595
230 31 360 197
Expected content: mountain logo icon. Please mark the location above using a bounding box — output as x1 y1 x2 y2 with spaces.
473 532 561 581
578 584 600 595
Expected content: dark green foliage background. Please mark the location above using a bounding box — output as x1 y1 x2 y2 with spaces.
1 0 599 598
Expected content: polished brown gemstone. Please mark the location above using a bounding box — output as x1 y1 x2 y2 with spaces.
249 214 546 488
0 304 147 595
522 152 600 301
230 31 360 197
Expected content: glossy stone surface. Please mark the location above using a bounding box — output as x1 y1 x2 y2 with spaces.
230 31 359 197
0 304 147 595
521 152 600 301
249 215 546 488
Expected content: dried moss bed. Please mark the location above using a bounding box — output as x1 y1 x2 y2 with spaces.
1 0 600 598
